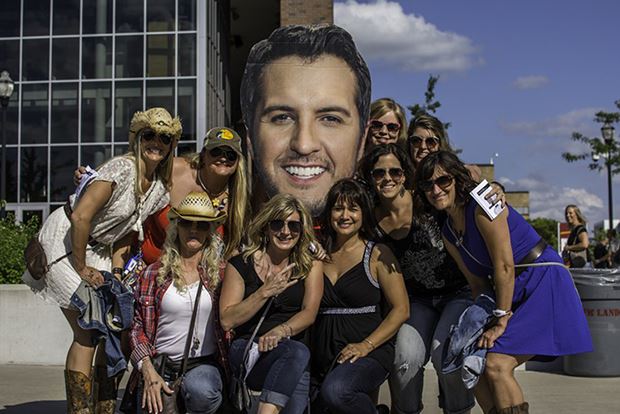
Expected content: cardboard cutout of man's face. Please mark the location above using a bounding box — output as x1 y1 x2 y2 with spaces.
247 54 367 216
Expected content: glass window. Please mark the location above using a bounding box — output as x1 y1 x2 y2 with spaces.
177 142 196 157
81 82 111 143
6 84 19 145
21 83 48 145
83 0 113 34
178 79 195 142
114 144 129 156
116 0 144 33
148 0 175 32
3 148 18 203
146 80 174 114
50 146 78 201
53 0 80 35
82 37 113 79
178 0 196 31
178 34 196 76
20 146 48 202
114 81 143 141
147 35 175 77
0 0 20 37
23 0 50 36
52 38 79 80
115 35 144 78
0 41 19 83
51 83 79 143
81 145 111 169
22 39 49 81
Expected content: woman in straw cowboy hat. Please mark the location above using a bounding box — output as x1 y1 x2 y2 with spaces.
125 192 229 414
23 107 180 413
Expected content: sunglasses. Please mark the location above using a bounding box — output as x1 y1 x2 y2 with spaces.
371 167 404 181
269 219 302 234
409 135 440 149
142 130 174 146
369 120 401 133
209 147 238 162
178 218 211 231
419 175 454 192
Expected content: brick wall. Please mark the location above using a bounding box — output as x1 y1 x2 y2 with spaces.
280 0 333 25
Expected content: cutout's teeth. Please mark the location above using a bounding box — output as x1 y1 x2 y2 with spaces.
285 166 325 178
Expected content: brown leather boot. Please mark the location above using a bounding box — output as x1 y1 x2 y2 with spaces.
93 366 121 414
497 402 529 414
65 369 93 414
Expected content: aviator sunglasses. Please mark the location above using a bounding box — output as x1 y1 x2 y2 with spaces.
371 167 404 181
409 135 440 149
141 129 174 146
419 175 454 192
209 147 238 162
269 219 302 235
178 218 212 231
369 120 401 133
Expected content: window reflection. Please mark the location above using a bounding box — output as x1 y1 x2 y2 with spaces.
81 82 111 143
50 146 78 201
21 84 48 145
115 36 144 78
83 0 113 34
148 0 175 32
23 0 50 36
6 84 19 145
178 34 196 76
115 81 143 141
116 0 144 33
146 80 174 114
3 148 18 203
82 37 113 79
20 146 48 203
0 41 19 81
53 0 80 35
114 144 129 156
51 84 79 143
147 34 175 77
178 79 196 142
178 0 196 31
177 142 197 157
52 38 80 80
81 145 111 170
22 39 49 81
0 0 20 37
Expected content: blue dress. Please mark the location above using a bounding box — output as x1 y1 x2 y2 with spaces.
442 199 592 360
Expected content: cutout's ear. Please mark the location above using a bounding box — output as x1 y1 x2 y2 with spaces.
356 124 369 162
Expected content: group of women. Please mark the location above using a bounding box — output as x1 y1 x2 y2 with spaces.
23 101 591 414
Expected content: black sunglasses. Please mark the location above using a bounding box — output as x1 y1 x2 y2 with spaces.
419 175 454 192
209 147 238 162
269 219 302 234
409 135 440 148
141 129 174 146
178 218 211 231
369 120 401 133
371 167 404 181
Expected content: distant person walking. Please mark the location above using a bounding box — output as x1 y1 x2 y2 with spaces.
562 205 589 268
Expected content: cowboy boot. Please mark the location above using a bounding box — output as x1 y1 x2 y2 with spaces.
65 369 93 414
93 365 121 414
497 402 529 414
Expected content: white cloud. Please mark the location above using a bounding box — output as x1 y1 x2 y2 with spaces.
513 75 549 90
500 107 602 139
334 0 482 72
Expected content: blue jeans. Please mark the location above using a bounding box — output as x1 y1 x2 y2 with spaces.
389 289 475 414
229 338 310 413
319 357 388 414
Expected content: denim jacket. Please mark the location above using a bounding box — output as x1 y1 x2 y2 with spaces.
442 294 495 389
70 271 134 377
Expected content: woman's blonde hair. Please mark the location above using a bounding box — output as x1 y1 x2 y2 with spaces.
243 194 317 280
565 204 587 226
157 218 223 290
188 150 251 259
366 98 408 148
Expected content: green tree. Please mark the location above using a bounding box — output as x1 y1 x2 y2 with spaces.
0 215 40 284
528 217 559 251
408 74 451 130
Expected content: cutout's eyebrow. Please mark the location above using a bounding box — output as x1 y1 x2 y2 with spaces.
259 105 353 118
260 105 295 116
316 106 352 118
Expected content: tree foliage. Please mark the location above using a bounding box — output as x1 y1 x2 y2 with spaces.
528 217 559 251
0 215 39 284
408 74 451 130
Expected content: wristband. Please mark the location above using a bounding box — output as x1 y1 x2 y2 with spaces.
492 309 513 318
363 338 375 350
112 267 124 275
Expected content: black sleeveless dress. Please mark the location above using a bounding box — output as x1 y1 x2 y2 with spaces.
311 242 394 378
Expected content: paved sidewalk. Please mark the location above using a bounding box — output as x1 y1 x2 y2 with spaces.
0 364 618 413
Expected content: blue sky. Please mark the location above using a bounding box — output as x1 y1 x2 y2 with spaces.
334 0 620 226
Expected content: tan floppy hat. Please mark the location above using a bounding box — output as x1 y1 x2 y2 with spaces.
202 127 242 155
168 192 227 223
128 107 182 146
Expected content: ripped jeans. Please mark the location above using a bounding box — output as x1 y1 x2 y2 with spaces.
389 289 475 414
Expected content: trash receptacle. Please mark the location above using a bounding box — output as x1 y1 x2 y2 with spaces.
564 268 620 377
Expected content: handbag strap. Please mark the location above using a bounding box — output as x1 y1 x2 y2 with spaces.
240 297 275 372
179 279 203 376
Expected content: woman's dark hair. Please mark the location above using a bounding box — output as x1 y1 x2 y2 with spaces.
413 151 477 215
320 178 377 253
358 144 415 200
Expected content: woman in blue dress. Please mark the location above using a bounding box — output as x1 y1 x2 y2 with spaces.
413 151 592 414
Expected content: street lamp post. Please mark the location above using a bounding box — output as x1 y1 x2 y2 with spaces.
601 122 615 229
0 70 15 219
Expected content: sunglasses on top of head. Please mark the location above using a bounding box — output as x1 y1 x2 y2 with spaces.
178 218 211 231
209 147 238 162
141 129 174 146
369 120 401 133
371 167 404 181
408 135 440 149
269 219 302 235
418 175 454 192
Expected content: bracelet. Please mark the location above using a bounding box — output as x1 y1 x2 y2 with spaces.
112 267 124 275
492 309 513 318
363 338 375 350
280 323 292 338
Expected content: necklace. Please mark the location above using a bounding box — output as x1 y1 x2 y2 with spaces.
197 171 228 210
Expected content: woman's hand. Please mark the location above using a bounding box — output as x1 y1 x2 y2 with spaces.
76 265 105 288
73 165 87 186
477 319 509 349
337 341 373 364
486 181 506 207
310 242 330 262
257 326 288 352
141 363 174 414
259 263 297 298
